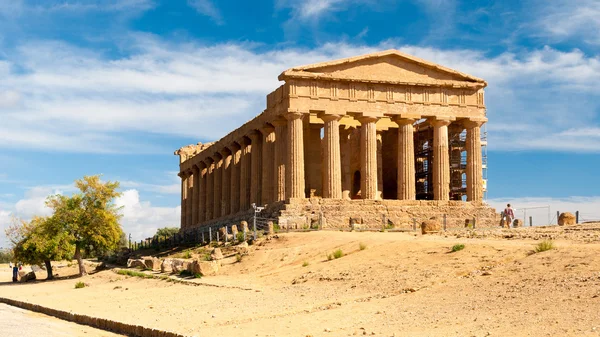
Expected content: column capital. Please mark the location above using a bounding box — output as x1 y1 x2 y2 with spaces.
463 118 486 128
177 171 188 178
284 111 307 121
391 116 418 126
427 117 454 127
238 136 251 146
271 117 287 127
219 147 231 156
356 115 379 124
261 124 275 134
229 141 241 152
203 157 215 165
318 112 343 122
191 165 200 173
247 129 262 140
212 152 223 161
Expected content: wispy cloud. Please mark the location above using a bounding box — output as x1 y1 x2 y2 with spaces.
187 0 223 25
533 0 600 45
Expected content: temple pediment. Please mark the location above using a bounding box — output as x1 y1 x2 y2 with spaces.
279 49 486 87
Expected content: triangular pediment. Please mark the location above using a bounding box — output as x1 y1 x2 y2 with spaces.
279 50 486 87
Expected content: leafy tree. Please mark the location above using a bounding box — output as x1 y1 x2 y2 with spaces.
47 175 123 276
0 249 13 263
5 217 73 280
155 227 179 238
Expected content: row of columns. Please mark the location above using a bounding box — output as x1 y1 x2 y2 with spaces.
180 113 484 228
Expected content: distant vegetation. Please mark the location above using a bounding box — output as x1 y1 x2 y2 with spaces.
155 227 179 238
0 249 13 263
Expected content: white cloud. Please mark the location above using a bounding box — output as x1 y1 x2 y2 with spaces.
534 0 600 45
121 179 180 195
488 196 600 225
187 0 223 25
115 189 180 241
0 36 598 153
0 185 180 245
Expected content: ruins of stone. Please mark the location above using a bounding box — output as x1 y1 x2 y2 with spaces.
175 50 496 230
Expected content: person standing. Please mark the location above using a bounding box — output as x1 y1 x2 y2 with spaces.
504 204 515 227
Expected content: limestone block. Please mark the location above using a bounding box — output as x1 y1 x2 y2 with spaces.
234 241 249 255
231 225 239 238
513 219 523 228
267 221 275 235
142 256 161 271
211 248 224 260
240 221 249 233
18 271 36 282
421 219 441 234
127 259 146 269
192 260 220 276
558 212 576 226
218 227 228 240
161 258 174 274
171 259 193 273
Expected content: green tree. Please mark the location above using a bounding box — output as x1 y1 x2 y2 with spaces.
6 217 73 280
47 175 124 276
155 227 179 238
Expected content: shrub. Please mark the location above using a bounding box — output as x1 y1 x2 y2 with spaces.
451 244 465 252
182 251 192 259
117 269 153 279
302 261 309 267
273 223 281 233
203 253 212 261
327 254 333 261
359 243 367 251
74 281 86 289
236 232 245 242
235 254 243 263
535 240 554 253
332 249 344 259
194 273 202 278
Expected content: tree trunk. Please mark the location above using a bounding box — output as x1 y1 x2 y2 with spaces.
44 260 53 280
74 245 87 276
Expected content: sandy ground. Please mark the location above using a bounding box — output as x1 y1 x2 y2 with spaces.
1 227 600 337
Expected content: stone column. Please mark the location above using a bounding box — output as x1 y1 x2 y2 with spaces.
179 172 187 228
358 116 379 200
394 117 417 200
261 125 275 205
340 127 353 200
199 163 207 223
249 130 263 206
430 118 452 201
213 154 223 219
221 148 232 217
376 131 384 200
465 120 484 202
239 137 251 211
272 118 287 201
186 170 193 227
320 114 342 199
285 112 306 199
205 159 214 221
230 143 241 214
192 165 200 225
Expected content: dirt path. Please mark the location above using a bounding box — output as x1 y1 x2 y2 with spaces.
1 229 600 336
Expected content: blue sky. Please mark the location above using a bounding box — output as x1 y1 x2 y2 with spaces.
1 0 600 243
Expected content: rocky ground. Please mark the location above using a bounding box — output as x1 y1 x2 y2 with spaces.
1 223 600 337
